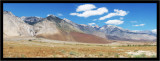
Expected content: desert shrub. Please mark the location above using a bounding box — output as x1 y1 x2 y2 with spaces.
134 50 138 52
151 55 156 58
99 53 103 56
138 45 141 46
122 45 125 47
127 45 130 47
97 45 103 46
133 53 146 58
67 56 71 58
28 39 32 41
61 50 66 54
9 47 13 49
69 51 76 55
21 54 26 58
87 44 91 46
53 54 56 57
127 55 132 58
133 55 142 58
114 53 119 58
141 53 146 57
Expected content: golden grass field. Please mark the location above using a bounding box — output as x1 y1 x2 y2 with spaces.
3 39 157 58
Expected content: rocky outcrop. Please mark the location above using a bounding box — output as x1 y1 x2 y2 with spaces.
3 11 35 37
21 16 43 25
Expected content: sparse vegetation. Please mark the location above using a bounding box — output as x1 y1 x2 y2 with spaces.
53 54 56 58
3 40 157 58
21 54 26 58
28 39 32 41
69 51 77 55
99 53 103 56
61 50 66 54
151 55 156 58
118 44 156 47
132 53 147 58
114 53 119 58
134 50 138 52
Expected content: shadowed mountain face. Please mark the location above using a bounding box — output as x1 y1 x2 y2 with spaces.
21 16 43 25
3 11 156 42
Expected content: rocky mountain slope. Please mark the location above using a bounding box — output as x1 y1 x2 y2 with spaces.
3 11 110 43
100 25 156 41
3 11 35 37
3 11 157 42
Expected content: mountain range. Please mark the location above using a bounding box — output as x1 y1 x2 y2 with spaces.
3 11 157 43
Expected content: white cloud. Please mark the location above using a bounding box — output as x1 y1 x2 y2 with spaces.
99 9 128 20
105 19 124 25
76 4 96 12
88 23 96 26
70 13 79 15
70 7 108 18
133 24 145 26
57 13 63 16
92 19 97 21
130 21 137 23
151 29 157 33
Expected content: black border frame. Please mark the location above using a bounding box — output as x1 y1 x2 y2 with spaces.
0 1 159 61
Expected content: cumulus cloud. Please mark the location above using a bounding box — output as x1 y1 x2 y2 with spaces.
70 13 79 15
57 13 63 16
99 9 128 20
92 19 97 21
88 23 96 26
70 4 108 18
130 21 137 23
70 7 108 18
105 19 124 25
151 29 157 33
133 24 145 26
76 4 96 12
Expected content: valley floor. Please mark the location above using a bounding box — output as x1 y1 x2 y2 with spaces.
3 38 157 58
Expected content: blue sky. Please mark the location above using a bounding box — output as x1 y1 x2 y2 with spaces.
3 3 157 31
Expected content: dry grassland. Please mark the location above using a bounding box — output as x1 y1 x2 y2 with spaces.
3 39 157 58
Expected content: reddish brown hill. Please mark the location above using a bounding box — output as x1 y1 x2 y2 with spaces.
70 32 111 44
36 31 75 42
36 31 111 44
